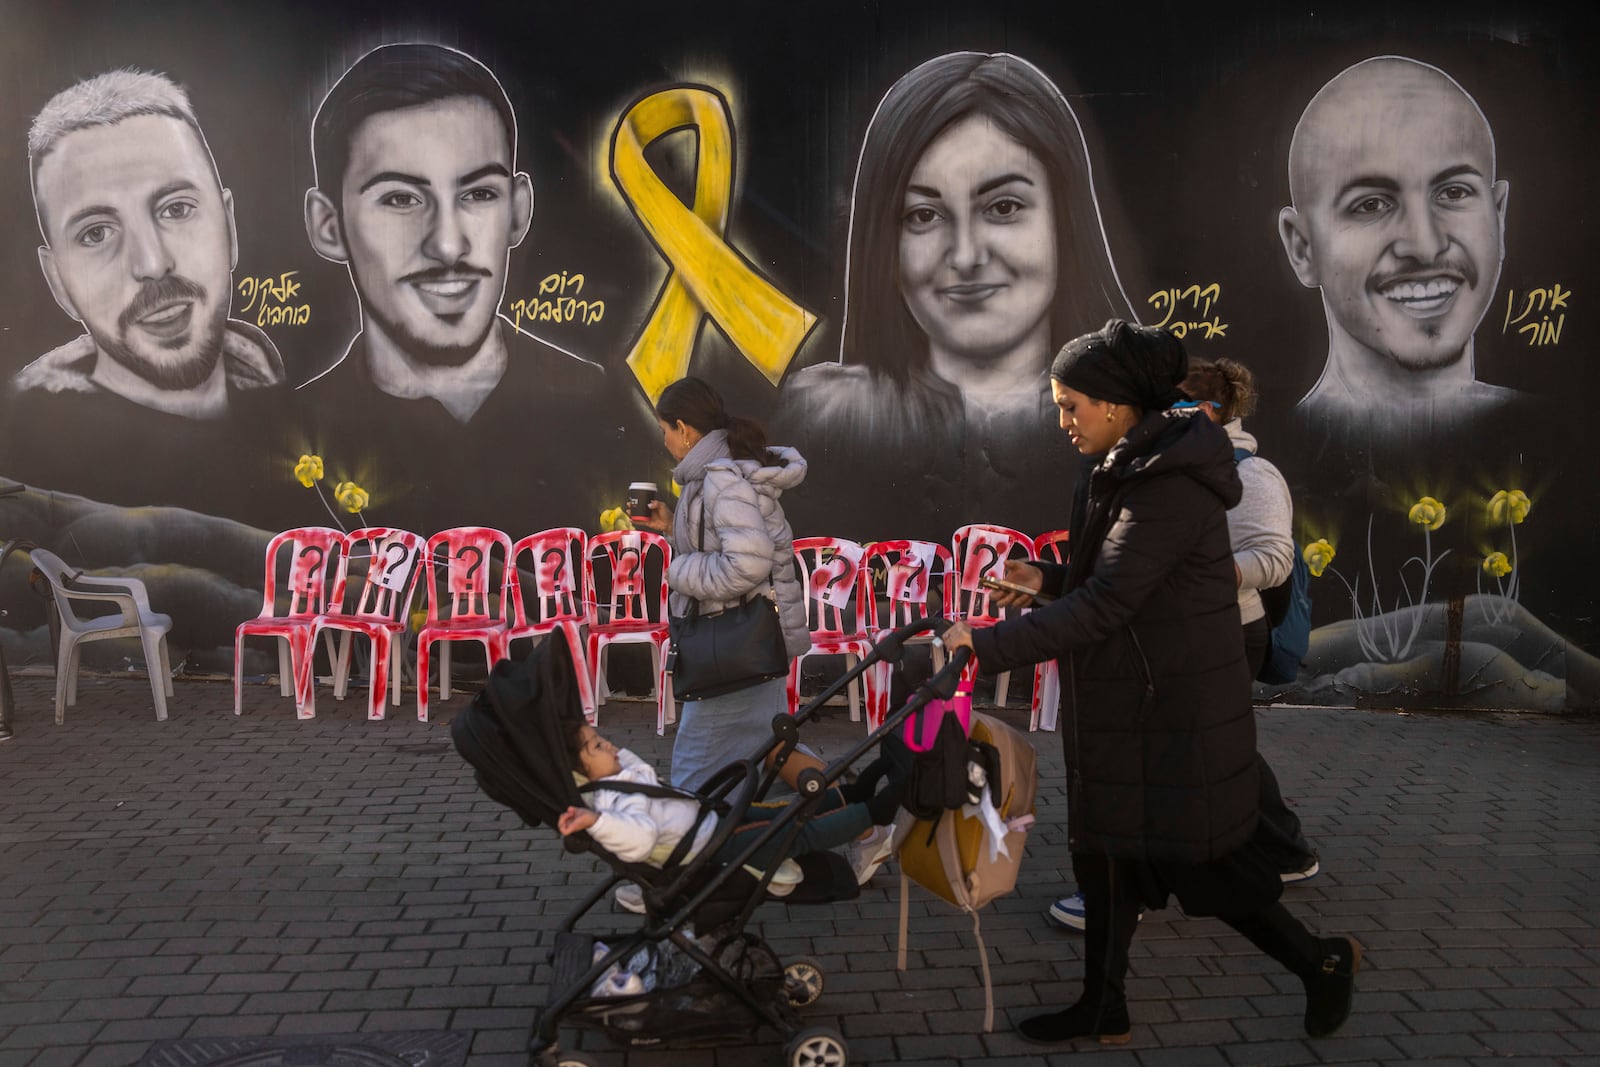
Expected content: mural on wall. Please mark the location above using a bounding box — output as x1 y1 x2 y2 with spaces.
299 44 602 421
288 42 636 539
1279 56 1524 456
608 84 817 404
0 1 1592 711
14 70 284 421
778 51 1136 538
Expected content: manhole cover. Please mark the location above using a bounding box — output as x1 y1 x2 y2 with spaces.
138 1031 469 1067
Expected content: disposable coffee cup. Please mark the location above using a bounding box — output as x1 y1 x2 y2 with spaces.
627 482 658 523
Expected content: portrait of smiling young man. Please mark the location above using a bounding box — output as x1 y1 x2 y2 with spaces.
300 42 602 426
294 42 631 535
1278 55 1525 445
12 68 285 422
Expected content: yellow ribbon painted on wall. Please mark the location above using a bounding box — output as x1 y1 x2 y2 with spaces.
610 86 816 402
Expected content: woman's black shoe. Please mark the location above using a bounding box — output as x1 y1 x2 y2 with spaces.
1016 998 1131 1045
1304 936 1362 1037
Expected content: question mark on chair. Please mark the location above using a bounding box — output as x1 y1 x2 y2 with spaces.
372 539 412 611
541 547 569 594
384 540 409 579
895 557 927 601
455 544 485 599
614 544 642 593
295 544 325 600
968 542 999 592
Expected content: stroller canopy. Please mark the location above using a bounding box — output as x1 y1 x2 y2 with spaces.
451 637 589 829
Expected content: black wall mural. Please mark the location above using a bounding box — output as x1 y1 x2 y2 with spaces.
1 0 1594 710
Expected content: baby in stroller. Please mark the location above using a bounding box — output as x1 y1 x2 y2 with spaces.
557 721 907 883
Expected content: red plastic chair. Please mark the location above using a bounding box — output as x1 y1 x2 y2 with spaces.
234 527 347 719
1028 529 1071 732
861 540 953 731
585 530 674 734
949 524 1038 709
309 527 426 721
416 527 514 722
508 528 597 722
788 536 873 723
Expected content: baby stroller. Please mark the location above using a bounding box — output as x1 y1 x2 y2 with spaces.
451 616 972 1067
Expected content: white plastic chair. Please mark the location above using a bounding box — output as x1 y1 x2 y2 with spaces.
29 548 174 723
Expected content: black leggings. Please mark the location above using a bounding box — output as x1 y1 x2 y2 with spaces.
1243 617 1316 869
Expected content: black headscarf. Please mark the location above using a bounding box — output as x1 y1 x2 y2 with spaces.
1050 319 1188 411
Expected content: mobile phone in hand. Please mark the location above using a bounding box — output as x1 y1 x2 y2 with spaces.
980 575 1054 603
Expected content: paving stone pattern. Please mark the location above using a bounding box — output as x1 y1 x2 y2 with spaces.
1 672 1598 1066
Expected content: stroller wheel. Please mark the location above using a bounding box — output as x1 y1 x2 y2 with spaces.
786 1024 848 1067
783 956 825 1007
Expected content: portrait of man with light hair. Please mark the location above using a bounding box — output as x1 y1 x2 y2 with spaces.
13 68 284 420
1278 55 1525 443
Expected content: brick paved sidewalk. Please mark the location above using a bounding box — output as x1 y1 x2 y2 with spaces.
1 671 1597 1066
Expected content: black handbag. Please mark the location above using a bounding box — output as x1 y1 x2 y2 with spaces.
666 494 789 701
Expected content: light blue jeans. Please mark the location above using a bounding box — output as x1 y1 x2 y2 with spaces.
669 676 789 791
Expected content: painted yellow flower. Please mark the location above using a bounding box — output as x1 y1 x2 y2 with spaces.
293 454 324 488
1482 552 1513 579
1487 489 1531 526
1408 496 1447 531
333 480 369 513
1303 538 1335 578
599 506 635 533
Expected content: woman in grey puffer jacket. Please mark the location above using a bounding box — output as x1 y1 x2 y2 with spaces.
641 377 810 791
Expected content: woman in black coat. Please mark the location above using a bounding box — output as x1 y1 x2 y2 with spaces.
943 320 1359 1045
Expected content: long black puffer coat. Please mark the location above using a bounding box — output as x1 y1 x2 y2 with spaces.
970 409 1258 864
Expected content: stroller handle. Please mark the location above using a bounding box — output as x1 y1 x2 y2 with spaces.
788 614 952 730
871 614 955 666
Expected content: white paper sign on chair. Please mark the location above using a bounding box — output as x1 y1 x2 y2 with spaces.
293 544 331 600
892 542 938 601
958 527 1012 593
813 540 865 610
374 537 419 594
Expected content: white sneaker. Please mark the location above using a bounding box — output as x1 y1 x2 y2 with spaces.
1280 856 1322 884
847 825 896 885
614 883 646 914
748 858 805 897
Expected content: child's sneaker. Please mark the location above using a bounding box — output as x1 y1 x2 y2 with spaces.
614 883 646 914
749 858 805 897
847 825 896 885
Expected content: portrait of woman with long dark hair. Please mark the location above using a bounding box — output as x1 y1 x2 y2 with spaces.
778 51 1137 535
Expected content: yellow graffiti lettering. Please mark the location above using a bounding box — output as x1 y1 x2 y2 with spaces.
1517 313 1564 347
1503 284 1572 346
1145 283 1227 339
507 290 605 330
610 86 817 402
537 270 586 298
1146 290 1175 327
237 271 308 327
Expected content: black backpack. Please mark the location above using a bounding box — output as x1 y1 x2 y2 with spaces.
901 712 1001 820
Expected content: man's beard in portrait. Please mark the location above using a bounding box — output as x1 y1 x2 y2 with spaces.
1369 253 1483 372
355 261 499 368
99 275 228 390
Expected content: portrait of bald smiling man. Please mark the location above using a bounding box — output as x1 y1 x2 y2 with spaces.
14 69 284 421
1279 56 1523 441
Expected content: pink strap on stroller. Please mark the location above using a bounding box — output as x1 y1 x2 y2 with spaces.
901 680 972 751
